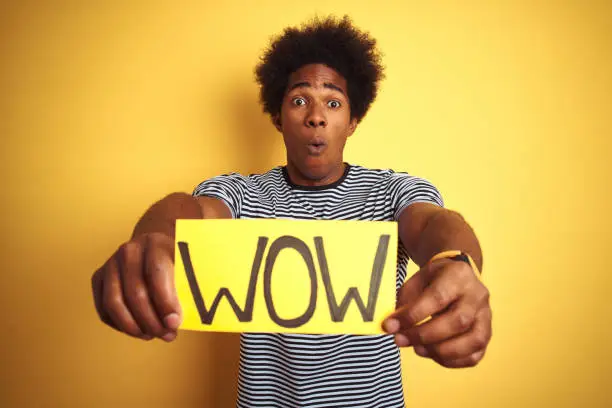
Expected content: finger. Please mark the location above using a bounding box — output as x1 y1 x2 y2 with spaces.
92 266 112 326
424 306 492 362
382 270 427 333
394 333 411 347
389 268 464 331
439 349 486 369
101 257 149 339
144 233 182 332
119 240 168 339
406 296 478 346
414 344 430 358
416 345 486 368
397 269 427 308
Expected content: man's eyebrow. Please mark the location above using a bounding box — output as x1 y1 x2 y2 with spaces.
288 81 346 95
323 82 346 95
288 81 311 92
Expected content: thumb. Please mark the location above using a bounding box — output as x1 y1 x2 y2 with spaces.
144 233 183 332
398 259 449 308
397 268 428 309
382 267 431 333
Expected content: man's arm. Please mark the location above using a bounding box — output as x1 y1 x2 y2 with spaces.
384 201 492 369
131 192 232 240
398 202 483 271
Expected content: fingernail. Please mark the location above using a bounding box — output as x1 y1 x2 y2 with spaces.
164 313 181 331
395 333 410 347
383 318 400 333
415 345 428 357
142 335 153 341
161 332 176 342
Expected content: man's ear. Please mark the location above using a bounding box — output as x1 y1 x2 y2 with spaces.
272 114 282 132
348 117 358 137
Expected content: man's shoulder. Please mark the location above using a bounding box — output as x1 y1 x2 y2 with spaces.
193 166 283 189
349 163 415 182
349 164 441 197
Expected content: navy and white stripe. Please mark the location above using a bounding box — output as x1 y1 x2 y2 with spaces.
193 163 443 408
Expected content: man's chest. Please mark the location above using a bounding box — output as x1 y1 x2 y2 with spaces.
239 186 394 221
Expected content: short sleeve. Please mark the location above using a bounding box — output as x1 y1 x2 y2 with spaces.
388 172 445 221
192 173 247 218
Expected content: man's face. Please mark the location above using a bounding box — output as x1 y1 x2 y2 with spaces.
274 63 357 181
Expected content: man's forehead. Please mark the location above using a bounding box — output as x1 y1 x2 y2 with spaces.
287 81 346 96
287 64 348 93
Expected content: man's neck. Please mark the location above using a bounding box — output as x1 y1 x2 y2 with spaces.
284 161 347 188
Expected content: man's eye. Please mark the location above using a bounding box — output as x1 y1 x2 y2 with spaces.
328 100 341 108
292 97 306 106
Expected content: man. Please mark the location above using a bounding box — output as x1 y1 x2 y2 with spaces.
91 15 492 408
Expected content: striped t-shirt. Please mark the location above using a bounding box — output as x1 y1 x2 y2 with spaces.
192 163 444 408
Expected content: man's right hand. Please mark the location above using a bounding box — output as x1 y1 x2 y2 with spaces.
91 232 182 342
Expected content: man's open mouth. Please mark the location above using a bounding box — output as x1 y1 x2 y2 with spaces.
307 140 327 155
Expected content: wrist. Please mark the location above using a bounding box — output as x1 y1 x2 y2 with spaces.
427 250 481 279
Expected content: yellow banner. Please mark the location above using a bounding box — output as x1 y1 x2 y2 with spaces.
174 219 398 335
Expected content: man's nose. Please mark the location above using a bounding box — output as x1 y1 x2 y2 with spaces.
305 106 327 128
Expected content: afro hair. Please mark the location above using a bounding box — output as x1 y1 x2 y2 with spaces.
254 15 385 123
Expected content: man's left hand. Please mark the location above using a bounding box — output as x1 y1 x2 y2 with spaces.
382 257 492 368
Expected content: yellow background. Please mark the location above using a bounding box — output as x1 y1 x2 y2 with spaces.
174 219 397 334
1 1 610 407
